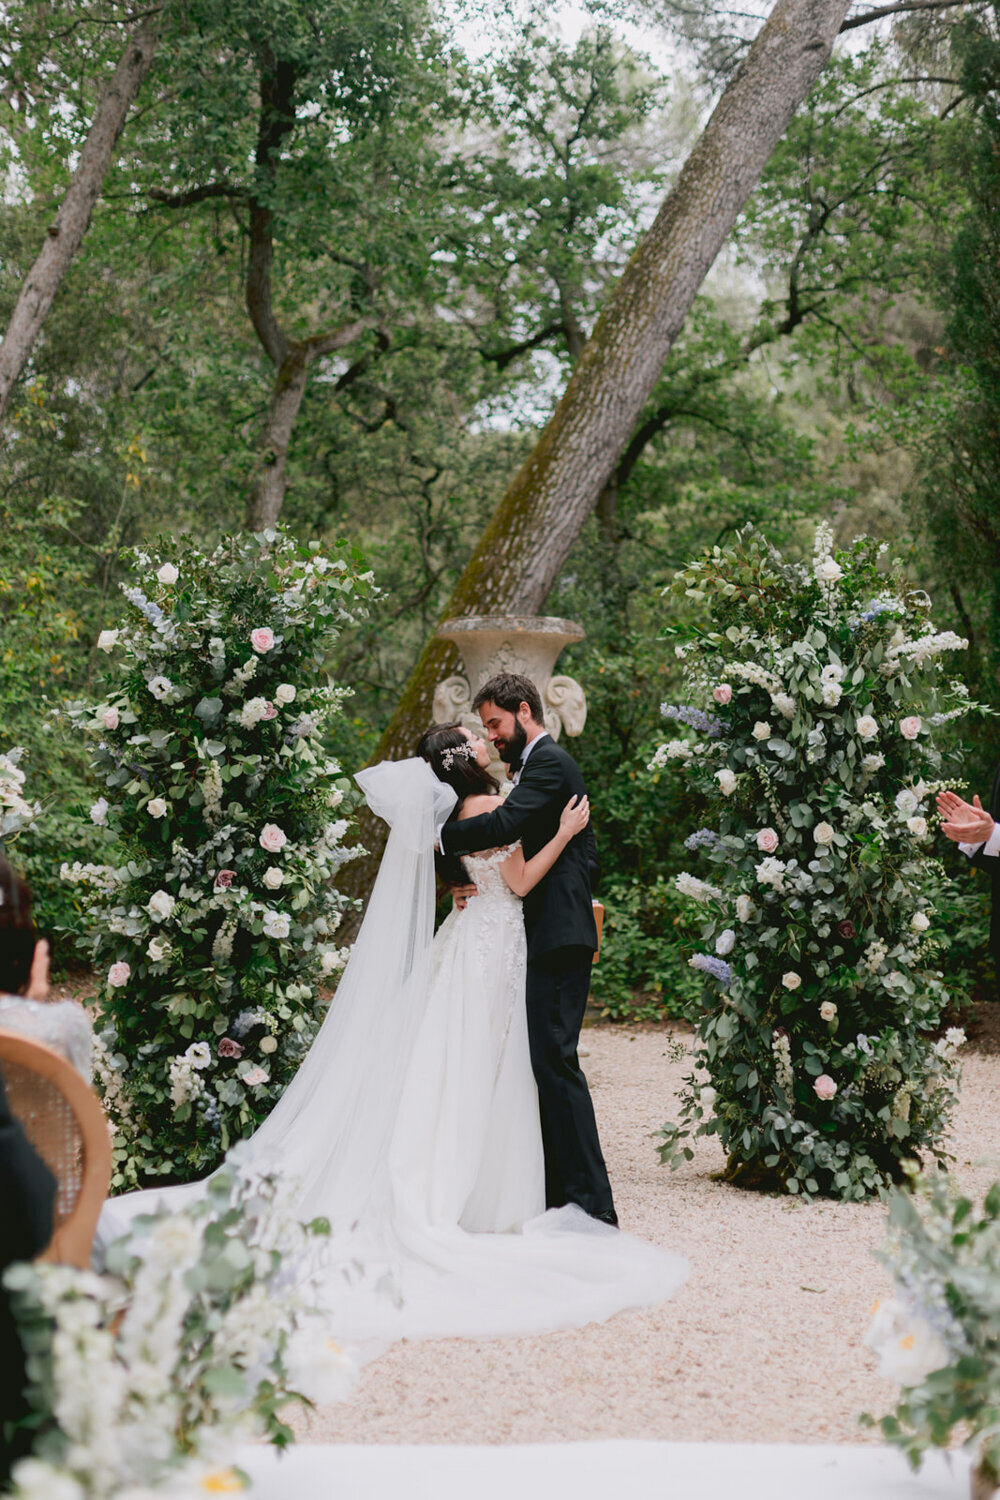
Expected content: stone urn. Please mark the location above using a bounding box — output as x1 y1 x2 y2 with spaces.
432 615 587 749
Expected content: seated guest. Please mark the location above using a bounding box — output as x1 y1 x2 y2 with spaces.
938 767 1000 986
0 858 92 1078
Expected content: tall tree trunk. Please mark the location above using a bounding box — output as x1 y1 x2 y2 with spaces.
339 0 853 907
0 14 160 424
247 347 309 531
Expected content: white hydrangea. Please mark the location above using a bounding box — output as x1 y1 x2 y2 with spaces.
755 857 787 892
240 696 269 729
771 692 796 720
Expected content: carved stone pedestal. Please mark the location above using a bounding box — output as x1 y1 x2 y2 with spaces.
432 615 587 750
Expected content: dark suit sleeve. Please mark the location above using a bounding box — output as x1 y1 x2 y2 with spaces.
0 1079 56 1266
586 823 601 895
441 754 565 855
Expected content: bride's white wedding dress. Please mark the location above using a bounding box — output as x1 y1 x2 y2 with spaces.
97 759 688 1345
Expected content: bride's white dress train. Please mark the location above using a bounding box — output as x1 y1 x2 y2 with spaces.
97 759 688 1345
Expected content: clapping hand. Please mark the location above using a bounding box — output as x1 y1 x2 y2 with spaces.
936 790 995 844
24 938 50 1001
559 794 590 839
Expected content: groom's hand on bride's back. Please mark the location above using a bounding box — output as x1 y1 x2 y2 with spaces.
450 882 478 911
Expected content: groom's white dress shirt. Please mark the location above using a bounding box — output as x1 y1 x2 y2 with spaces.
512 729 549 786
959 823 1000 860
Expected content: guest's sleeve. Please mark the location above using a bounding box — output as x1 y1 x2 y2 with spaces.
441 758 564 856
586 822 601 894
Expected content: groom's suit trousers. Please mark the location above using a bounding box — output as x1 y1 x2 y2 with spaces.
526 945 615 1220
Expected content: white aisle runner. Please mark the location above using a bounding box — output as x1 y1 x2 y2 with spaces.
235 1441 970 1500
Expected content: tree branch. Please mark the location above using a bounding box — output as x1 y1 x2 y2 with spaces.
479 321 564 370
840 0 970 32
305 316 370 359
148 181 244 208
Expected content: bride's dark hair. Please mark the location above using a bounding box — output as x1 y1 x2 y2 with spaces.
416 723 500 805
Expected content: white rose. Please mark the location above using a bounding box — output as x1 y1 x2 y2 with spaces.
96 630 119 652
910 911 930 933
895 789 919 815
147 798 169 819
735 894 755 923
856 715 878 740
715 928 736 956
907 815 928 838
90 797 109 826
899 715 922 740
263 867 284 890
147 889 176 922
262 910 291 939
156 563 179 585
147 937 168 962
782 972 802 991
259 1035 278 1055
699 1086 717 1111
259 823 287 853
329 788 344 808
715 768 738 796
275 683 296 705
813 821 835 846
814 557 843 583
752 721 772 741
820 1001 838 1022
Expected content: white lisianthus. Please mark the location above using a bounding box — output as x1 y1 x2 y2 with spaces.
735 894 755 923
715 928 736 956
156 562 179 585
820 1001 838 1022
148 675 173 701
813 822 835 846
907 815 929 839
275 683 296 705
752 721 772 741
895 789 919 816
262 910 291 940
90 797 109 826
147 797 169 819
263 867 284 890
782 971 802 991
147 889 176 922
715 768 738 796
755 857 787 892
771 692 796 720
186 1041 212 1069
96 629 119 652
856 715 878 740
910 911 931 933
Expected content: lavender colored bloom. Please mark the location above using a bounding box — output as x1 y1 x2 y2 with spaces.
661 704 724 738
689 953 732 986
684 827 727 854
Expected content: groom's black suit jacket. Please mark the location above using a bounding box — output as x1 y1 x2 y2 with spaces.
441 736 599 961
968 760 1000 962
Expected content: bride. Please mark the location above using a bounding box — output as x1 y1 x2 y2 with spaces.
97 726 688 1345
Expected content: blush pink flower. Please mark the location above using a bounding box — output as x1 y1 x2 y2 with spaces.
814 1074 838 1101
713 684 733 705
102 707 119 730
243 1067 269 1088
217 1037 243 1059
899 715 922 740
107 962 130 988
262 701 278 720
259 823 287 854
250 627 275 654
215 869 237 889
756 827 779 853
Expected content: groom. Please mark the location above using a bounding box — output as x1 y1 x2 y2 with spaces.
938 763 1000 983
440 672 617 1227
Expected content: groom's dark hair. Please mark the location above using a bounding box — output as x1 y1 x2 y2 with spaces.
472 672 544 725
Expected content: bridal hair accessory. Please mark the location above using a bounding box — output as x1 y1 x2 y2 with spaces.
441 741 477 770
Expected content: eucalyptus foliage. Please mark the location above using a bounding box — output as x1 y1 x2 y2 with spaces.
5 1152 355 1498
863 1169 1000 1493
653 525 978 1199
67 528 374 1188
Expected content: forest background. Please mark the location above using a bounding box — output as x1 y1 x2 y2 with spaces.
2 0 998 1019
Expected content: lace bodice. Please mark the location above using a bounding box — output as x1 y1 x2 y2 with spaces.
463 842 522 902
0 996 94 1080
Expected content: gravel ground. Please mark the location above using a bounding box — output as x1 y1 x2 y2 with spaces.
294 1025 1000 1447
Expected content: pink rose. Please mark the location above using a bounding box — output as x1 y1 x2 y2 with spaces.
756 827 779 853
107 962 130 988
215 869 236 889
217 1037 243 1059
250 627 275 654
102 707 119 730
243 1067 269 1088
899 716 922 740
262 701 278 720
814 1074 838 1101
259 823 287 854
713 684 733 705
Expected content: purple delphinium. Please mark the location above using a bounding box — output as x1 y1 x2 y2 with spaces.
685 827 727 855
661 704 725 738
690 953 732 987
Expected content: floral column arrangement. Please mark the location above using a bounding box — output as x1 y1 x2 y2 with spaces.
68 529 375 1188
652 525 977 1199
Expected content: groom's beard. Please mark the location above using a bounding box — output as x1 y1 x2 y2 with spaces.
496 720 528 767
